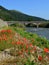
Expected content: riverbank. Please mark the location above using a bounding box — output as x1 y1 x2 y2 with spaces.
0 26 49 65
25 27 49 40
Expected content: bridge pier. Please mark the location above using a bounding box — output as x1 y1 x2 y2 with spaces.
37 24 39 28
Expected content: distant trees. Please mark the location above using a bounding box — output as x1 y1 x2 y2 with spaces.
39 23 49 28
0 6 47 21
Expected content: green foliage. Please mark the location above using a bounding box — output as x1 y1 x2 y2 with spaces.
39 23 49 28
11 23 25 28
24 61 35 65
0 6 47 21
11 27 49 49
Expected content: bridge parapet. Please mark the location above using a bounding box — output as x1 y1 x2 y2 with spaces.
4 21 48 26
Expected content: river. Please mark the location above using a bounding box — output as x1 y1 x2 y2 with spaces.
26 27 49 40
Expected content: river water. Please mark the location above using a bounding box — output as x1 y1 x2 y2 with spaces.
26 27 49 40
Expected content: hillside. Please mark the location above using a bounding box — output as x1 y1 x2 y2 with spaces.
0 6 47 21
0 27 49 65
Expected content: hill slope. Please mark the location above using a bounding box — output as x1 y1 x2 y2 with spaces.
0 6 47 21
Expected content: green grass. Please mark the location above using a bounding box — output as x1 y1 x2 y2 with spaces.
10 27 49 49
0 26 49 50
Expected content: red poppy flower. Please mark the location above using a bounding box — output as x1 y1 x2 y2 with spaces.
33 46 36 51
25 50 28 53
6 29 12 33
16 41 21 45
26 44 29 49
12 41 15 44
29 43 33 47
44 48 49 53
0 36 2 41
23 38 27 43
1 30 6 33
38 56 42 61
3 37 7 41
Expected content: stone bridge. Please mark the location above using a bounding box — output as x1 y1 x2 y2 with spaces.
5 21 48 28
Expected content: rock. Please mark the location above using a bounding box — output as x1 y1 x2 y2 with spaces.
0 19 8 28
0 48 16 62
30 55 35 61
4 49 11 54
36 46 43 53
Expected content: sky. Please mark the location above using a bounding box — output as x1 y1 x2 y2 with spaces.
0 0 49 20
